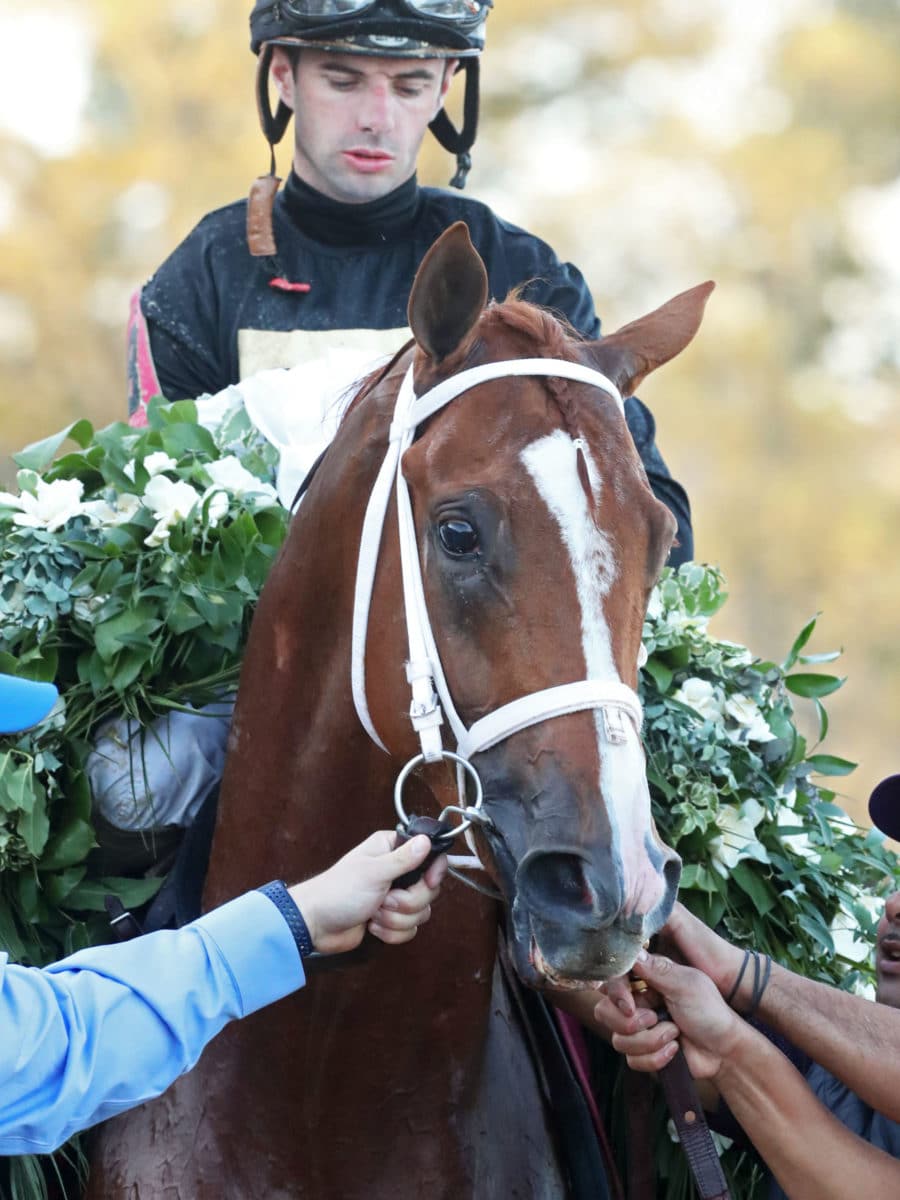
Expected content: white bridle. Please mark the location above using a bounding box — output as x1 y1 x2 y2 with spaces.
350 357 646 806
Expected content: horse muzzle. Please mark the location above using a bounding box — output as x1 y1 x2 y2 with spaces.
503 842 681 987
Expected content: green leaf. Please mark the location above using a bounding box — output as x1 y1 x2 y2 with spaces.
781 614 819 671
805 754 857 777
12 420 95 472
41 866 87 907
93 603 161 663
784 673 845 699
814 698 829 743
38 819 97 872
146 397 197 429
16 793 50 857
159 423 218 460
0 756 40 814
643 658 674 693
731 861 777 917
66 875 162 913
797 912 835 956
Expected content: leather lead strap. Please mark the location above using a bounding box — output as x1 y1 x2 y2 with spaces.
623 1068 656 1200
248 43 294 257
656 1031 731 1200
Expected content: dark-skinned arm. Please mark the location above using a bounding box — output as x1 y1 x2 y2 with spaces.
604 951 900 1200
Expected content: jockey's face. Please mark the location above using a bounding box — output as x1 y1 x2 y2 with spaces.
875 889 900 1008
271 49 456 204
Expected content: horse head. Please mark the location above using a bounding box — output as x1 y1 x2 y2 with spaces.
361 223 713 988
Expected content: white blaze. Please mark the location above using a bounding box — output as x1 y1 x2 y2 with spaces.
521 431 665 919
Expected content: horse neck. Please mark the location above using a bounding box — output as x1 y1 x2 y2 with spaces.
206 393 405 904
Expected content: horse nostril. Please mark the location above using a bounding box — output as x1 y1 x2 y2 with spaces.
518 852 594 913
664 854 682 897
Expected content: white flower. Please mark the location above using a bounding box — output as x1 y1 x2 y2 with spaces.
200 487 229 525
82 493 142 527
645 589 664 622
831 907 871 964
776 804 815 859
715 639 754 666
710 800 770 877
777 784 797 810
0 477 85 530
73 594 107 621
665 610 709 634
204 456 277 502
143 452 178 477
724 693 775 743
143 476 201 547
673 677 725 723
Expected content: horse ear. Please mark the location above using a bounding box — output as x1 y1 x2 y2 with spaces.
584 281 715 396
408 222 489 363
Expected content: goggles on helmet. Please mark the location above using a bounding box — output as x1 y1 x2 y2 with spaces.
278 1 490 31
251 0 491 57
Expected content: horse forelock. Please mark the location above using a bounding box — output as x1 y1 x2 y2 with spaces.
478 299 618 462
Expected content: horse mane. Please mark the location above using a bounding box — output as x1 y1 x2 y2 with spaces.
484 293 591 446
484 291 584 364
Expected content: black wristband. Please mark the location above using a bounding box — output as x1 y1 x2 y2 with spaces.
725 948 752 1007
258 880 315 959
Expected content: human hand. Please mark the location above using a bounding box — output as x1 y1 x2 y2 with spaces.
289 832 448 955
603 950 746 1081
596 904 751 1024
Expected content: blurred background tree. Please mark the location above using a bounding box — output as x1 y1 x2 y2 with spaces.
0 0 897 826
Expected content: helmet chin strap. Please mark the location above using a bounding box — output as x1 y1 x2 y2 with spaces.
429 58 480 188
248 44 291 259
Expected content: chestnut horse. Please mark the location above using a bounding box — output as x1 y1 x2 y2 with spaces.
87 225 712 1198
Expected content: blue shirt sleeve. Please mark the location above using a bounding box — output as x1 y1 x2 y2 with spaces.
0 890 304 1155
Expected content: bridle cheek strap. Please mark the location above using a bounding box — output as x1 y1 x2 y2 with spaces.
350 358 641 767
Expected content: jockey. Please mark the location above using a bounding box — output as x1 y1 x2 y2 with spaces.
128 0 692 563
0 671 445 1156
100 0 693 851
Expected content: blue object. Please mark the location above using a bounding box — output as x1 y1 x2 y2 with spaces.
258 880 315 957
0 890 305 1154
0 673 58 734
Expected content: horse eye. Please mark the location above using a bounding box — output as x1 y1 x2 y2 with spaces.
438 519 479 557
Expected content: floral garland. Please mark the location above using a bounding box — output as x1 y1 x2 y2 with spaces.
0 403 898 1199
0 399 286 965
